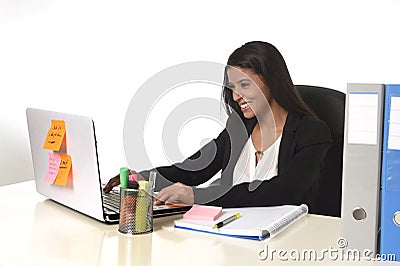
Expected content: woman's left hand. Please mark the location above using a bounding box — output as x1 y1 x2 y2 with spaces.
154 182 194 206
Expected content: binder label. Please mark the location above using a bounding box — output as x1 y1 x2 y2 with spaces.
388 97 400 150
348 93 379 145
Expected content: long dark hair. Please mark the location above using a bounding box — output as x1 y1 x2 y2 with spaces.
222 41 316 119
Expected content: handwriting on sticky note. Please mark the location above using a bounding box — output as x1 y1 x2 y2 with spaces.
54 154 72 186
43 120 66 151
44 153 62 184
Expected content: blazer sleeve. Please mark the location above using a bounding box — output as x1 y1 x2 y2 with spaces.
139 128 230 191
197 117 332 208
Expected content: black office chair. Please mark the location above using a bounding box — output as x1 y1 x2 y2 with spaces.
296 85 345 217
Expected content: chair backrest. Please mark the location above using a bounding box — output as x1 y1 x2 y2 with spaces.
296 85 346 217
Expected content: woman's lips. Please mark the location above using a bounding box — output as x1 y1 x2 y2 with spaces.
240 102 251 111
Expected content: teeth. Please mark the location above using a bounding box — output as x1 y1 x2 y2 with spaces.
240 103 249 109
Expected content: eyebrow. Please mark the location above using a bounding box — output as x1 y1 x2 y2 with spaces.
238 78 251 83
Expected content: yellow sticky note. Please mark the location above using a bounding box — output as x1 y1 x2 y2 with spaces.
54 154 72 186
43 120 66 151
44 153 62 184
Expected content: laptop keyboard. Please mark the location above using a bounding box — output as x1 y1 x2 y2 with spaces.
102 189 120 213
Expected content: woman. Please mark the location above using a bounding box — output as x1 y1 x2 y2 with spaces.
104 41 332 211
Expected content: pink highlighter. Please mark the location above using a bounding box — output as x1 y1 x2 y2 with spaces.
129 173 138 182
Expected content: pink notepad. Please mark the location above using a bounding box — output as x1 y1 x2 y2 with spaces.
183 205 222 221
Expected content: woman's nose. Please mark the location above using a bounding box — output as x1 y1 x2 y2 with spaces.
232 90 241 102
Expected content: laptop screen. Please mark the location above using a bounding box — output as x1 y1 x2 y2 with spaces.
27 108 191 223
27 108 106 222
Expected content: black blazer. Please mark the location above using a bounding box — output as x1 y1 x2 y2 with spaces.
142 111 332 210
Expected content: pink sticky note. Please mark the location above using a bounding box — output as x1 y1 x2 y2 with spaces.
183 205 222 221
44 153 62 184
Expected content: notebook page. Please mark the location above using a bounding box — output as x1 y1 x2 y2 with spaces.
174 204 308 240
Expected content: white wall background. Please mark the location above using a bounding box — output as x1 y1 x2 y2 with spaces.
1 0 399 186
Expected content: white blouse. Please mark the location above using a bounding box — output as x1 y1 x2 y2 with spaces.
232 135 282 186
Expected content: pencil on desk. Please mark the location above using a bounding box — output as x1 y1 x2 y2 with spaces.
213 213 241 229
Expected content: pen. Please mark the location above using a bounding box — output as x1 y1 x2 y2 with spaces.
165 203 188 207
213 213 241 229
149 170 157 192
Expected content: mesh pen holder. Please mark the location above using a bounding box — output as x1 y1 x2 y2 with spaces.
118 187 153 235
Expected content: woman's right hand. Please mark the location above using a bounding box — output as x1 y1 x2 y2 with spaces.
103 174 120 193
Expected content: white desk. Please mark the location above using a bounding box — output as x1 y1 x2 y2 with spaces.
0 181 397 266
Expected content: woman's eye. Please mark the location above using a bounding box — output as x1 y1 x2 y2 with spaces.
240 82 250 88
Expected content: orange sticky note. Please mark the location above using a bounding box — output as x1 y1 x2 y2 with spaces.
43 120 66 151
44 153 62 184
54 154 72 186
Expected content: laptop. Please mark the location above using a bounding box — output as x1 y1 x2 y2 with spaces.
26 108 191 224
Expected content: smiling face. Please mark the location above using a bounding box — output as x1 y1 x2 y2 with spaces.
226 67 273 119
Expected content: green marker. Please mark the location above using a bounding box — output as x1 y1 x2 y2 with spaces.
120 167 129 189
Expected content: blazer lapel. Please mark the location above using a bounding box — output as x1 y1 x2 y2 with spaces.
278 113 302 173
221 114 256 186
221 112 302 184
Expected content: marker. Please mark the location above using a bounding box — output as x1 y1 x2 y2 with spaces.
136 180 150 232
129 173 138 182
138 180 149 190
120 167 129 189
118 167 131 232
213 213 241 229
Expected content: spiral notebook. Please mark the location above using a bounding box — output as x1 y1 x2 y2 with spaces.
174 204 308 240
